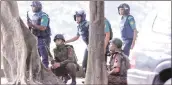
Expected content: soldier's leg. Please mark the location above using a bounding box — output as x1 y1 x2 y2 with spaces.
108 75 127 85
82 48 88 73
43 37 51 48
51 66 65 76
38 38 49 68
66 63 77 85
123 39 133 56
63 74 71 83
108 75 119 85
119 76 127 85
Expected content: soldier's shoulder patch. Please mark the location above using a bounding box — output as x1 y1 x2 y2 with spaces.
130 21 134 25
41 15 48 21
68 47 73 57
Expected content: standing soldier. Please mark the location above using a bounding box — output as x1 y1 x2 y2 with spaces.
65 9 89 73
65 10 114 73
51 34 78 85
108 38 130 85
27 1 51 68
118 3 138 56
104 17 113 63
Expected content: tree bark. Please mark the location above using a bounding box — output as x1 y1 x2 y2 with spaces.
85 1 108 84
1 1 63 84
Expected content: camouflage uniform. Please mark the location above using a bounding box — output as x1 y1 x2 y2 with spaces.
51 44 77 84
108 52 130 85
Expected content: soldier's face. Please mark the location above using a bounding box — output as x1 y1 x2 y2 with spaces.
32 6 38 12
55 39 64 45
109 43 118 54
76 16 81 24
109 43 115 53
119 8 125 15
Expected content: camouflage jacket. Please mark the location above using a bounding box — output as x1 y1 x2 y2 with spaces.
109 52 130 76
53 44 78 67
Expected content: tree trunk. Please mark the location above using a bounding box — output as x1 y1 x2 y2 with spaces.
85 1 108 84
1 1 64 84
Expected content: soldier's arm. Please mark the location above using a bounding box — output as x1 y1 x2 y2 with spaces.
128 16 138 48
104 20 110 53
110 55 121 74
65 28 80 43
32 15 49 31
66 21 89 43
65 35 79 43
59 47 75 67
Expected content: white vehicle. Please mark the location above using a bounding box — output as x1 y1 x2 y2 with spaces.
127 10 171 85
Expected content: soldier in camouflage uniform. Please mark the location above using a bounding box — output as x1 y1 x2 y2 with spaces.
108 38 130 85
51 34 77 85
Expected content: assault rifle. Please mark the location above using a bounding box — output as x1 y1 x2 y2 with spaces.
43 40 56 65
27 11 32 31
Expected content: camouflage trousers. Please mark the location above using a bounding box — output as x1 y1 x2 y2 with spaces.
51 63 77 83
52 63 77 76
108 74 127 85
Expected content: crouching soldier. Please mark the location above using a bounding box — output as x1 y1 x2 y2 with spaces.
51 34 78 85
108 38 130 85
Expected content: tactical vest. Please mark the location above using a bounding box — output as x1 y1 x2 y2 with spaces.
120 15 134 40
109 52 130 76
54 44 77 63
31 11 51 38
77 20 89 45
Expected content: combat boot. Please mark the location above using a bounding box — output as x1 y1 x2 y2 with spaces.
64 74 71 84
70 81 76 85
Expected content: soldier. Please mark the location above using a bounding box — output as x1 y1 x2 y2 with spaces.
118 3 138 56
51 34 77 85
108 38 130 85
65 9 89 73
104 17 113 63
65 10 114 73
27 1 51 68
